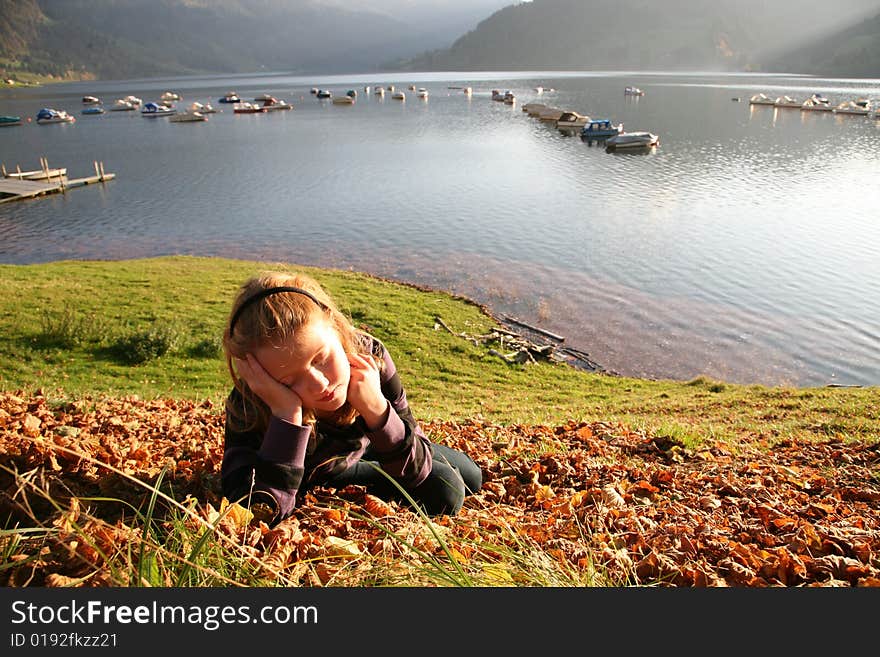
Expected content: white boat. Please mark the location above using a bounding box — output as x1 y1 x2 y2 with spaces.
188 101 217 114
375 87 385 96
123 95 143 107
332 95 355 105
463 87 472 96
141 102 176 117
35 108 75 124
82 95 101 104
110 98 136 111
391 91 405 101
503 91 515 104
556 111 590 129
534 86 544 94
801 94 833 112
160 91 181 103
169 109 206 122
624 86 645 96
749 93 775 106
605 131 660 151
259 96 293 110
833 99 871 115
774 95 801 108
233 102 266 114
417 88 429 99
219 91 241 104
316 89 332 99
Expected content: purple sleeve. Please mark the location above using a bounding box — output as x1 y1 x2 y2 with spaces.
222 410 311 524
364 344 433 487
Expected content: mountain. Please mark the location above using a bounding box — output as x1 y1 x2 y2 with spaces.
2 0 879 81
764 11 880 77
399 0 880 75
0 0 511 81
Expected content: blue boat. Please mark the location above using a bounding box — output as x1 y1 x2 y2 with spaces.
580 119 623 141
82 106 105 115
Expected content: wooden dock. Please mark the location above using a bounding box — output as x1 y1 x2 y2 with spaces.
0 158 115 204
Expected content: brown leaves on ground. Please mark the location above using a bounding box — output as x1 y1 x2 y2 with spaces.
1 390 879 587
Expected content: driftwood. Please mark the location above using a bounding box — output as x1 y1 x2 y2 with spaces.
433 315 607 373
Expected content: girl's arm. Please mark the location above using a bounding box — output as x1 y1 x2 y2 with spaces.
221 388 310 525
358 342 433 487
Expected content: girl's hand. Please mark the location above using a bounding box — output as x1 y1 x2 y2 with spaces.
346 352 388 430
234 354 303 424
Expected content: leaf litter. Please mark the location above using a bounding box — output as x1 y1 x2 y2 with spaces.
1 391 878 587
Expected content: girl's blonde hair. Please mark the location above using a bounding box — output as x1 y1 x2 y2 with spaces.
222 271 380 432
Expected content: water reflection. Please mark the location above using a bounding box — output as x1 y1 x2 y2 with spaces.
1 70 879 387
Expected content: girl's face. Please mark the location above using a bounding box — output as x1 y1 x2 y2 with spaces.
253 316 351 412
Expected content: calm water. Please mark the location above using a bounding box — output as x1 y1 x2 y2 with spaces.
2 70 880 387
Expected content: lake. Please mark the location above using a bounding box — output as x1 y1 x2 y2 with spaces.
1 70 879 388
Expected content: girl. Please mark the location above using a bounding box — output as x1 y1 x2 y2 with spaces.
221 271 482 526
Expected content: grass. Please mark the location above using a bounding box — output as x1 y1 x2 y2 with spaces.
1 255 877 447
1 255 878 588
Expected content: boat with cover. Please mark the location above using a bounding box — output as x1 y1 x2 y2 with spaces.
605 131 659 151
36 108 75 124
82 95 101 104
392 91 406 101
81 106 105 115
140 102 176 117
219 91 241 103
0 115 22 126
580 119 623 141
316 89 332 99
332 95 355 105
556 111 590 129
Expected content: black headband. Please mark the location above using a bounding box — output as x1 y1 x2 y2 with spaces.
229 286 329 335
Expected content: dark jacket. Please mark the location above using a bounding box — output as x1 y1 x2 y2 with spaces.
221 337 433 524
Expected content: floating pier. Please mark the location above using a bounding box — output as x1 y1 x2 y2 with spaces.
0 157 115 204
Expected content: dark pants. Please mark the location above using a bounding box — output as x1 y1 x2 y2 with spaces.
323 442 482 516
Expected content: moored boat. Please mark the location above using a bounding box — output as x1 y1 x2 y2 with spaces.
169 109 206 122
391 91 405 101
259 96 293 110
417 88 429 99
188 101 217 114
749 93 775 106
109 98 136 111
556 111 590 129
140 102 176 117
81 106 105 115
774 95 801 108
35 108 75 124
833 98 871 115
219 91 241 104
624 86 645 96
605 131 659 151
0 115 22 127
233 102 266 114
160 91 181 103
316 89 332 99
82 95 101 104
580 118 624 141
332 95 355 105
801 94 833 111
